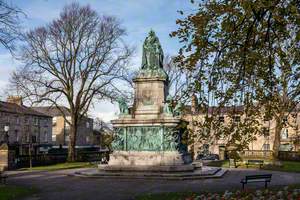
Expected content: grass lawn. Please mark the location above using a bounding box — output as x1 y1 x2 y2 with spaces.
20 162 96 171
0 185 37 200
263 161 300 173
206 160 300 173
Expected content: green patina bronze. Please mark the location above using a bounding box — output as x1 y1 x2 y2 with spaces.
138 30 167 78
173 101 183 116
163 95 173 115
117 97 129 115
112 126 183 151
111 30 188 155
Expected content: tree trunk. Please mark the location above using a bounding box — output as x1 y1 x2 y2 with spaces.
273 118 282 159
68 116 78 162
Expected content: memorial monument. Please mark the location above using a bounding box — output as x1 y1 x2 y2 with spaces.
100 30 192 171
77 31 225 178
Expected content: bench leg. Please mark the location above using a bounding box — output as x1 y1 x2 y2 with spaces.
265 182 267 188
242 183 245 190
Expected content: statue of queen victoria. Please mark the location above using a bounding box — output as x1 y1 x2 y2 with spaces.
140 30 166 78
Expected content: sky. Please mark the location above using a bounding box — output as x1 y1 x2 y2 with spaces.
0 0 195 122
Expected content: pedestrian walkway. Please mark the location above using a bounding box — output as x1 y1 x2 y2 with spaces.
8 168 300 200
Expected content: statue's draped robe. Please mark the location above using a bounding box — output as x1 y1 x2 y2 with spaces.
141 31 164 70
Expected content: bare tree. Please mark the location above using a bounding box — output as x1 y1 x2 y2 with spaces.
0 0 23 52
164 55 190 102
10 3 133 161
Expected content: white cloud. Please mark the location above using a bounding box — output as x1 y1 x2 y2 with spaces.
91 101 119 123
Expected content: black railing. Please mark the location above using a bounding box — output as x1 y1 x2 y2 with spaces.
13 151 109 169
240 150 273 159
278 151 300 161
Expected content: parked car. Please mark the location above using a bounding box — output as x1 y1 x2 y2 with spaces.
196 153 219 161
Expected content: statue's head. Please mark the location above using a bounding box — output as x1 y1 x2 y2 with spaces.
117 96 125 103
149 29 155 37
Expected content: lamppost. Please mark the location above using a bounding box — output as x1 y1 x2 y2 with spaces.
4 124 9 145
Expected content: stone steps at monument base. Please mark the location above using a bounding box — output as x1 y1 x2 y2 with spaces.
71 167 227 180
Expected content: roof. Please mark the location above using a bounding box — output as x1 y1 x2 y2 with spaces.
0 101 52 118
32 106 93 121
32 106 70 117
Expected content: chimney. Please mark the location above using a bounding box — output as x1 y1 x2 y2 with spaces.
191 94 198 113
7 96 23 106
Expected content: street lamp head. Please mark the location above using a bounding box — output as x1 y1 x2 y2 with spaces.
4 125 9 132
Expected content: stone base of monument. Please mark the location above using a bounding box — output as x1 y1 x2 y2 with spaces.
73 166 227 180
108 151 191 166
98 151 193 172
98 164 195 172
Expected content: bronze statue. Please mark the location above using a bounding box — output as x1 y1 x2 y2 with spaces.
141 30 164 70
117 97 129 115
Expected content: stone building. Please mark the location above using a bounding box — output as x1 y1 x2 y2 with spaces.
0 96 52 155
32 106 94 147
184 96 300 159
93 119 113 148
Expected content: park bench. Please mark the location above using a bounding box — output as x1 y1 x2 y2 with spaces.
241 174 272 189
0 171 8 184
246 159 264 169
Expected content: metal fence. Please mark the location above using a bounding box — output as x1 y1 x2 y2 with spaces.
240 150 273 159
240 150 300 161
13 151 109 169
278 151 300 161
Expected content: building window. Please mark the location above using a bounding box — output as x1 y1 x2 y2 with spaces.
262 127 270 137
263 144 270 150
218 116 225 123
34 118 38 126
16 116 20 124
52 135 56 142
24 117 29 124
65 135 70 142
44 131 48 142
279 144 293 151
52 117 57 126
15 130 19 142
26 133 30 143
233 115 241 123
86 136 90 143
263 115 271 122
281 129 288 139
32 135 37 143
65 122 70 130
86 121 90 128
282 116 288 124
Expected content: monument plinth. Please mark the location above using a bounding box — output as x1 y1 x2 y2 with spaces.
104 30 191 171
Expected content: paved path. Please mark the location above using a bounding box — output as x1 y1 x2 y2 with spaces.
7 168 300 200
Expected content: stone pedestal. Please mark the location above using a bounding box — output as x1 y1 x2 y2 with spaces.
99 30 192 173
109 151 185 166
